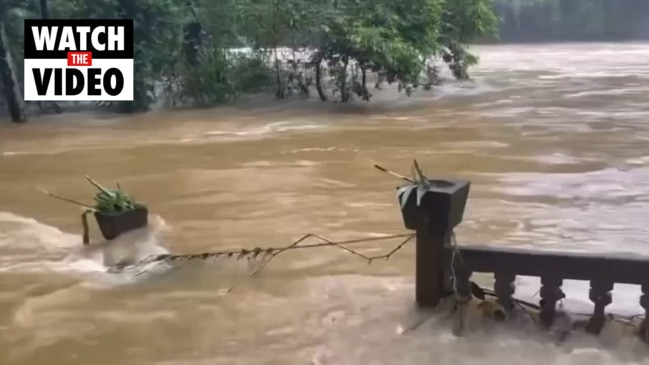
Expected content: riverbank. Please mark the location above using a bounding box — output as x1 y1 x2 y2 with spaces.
3 39 649 124
0 48 457 123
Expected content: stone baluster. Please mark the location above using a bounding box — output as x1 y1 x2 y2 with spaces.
638 283 649 342
584 280 613 335
494 272 516 313
539 276 565 328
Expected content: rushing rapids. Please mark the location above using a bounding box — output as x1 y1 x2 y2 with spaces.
1 42 649 365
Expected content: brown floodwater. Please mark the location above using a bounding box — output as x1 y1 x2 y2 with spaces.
1 43 649 365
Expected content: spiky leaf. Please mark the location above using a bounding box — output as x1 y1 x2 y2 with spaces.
397 184 416 208
416 183 429 206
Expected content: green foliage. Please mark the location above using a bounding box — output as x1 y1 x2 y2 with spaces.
440 0 499 44
333 0 442 83
37 176 138 213
175 48 234 106
1 0 500 114
229 53 275 94
85 176 137 213
93 188 136 213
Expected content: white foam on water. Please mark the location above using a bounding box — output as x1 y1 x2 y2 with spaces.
150 274 649 365
202 120 324 140
626 156 649 165
430 80 497 98
0 212 173 285
566 87 649 98
510 276 644 317
0 212 81 251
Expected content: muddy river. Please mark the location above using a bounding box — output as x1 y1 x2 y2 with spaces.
1 43 649 365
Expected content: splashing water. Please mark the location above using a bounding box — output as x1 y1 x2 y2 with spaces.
3 43 649 365
0 212 173 285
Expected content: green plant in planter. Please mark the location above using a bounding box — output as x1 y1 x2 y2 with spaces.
38 175 147 244
376 160 471 231
38 175 137 213
396 160 431 209
84 176 147 241
375 160 431 230
85 175 137 213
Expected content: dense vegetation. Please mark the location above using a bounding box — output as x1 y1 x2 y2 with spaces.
2 0 647 123
0 0 498 122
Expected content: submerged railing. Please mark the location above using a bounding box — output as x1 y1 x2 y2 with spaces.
402 176 649 340
65 163 649 341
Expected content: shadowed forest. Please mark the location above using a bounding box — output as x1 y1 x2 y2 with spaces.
0 0 648 123
494 0 649 42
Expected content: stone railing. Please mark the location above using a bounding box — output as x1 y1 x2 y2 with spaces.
400 176 649 340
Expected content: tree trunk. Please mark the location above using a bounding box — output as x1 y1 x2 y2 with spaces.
359 66 370 101
37 0 62 114
274 47 284 99
183 22 202 66
315 59 327 101
340 57 350 103
183 2 202 66
39 0 49 19
0 19 25 123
